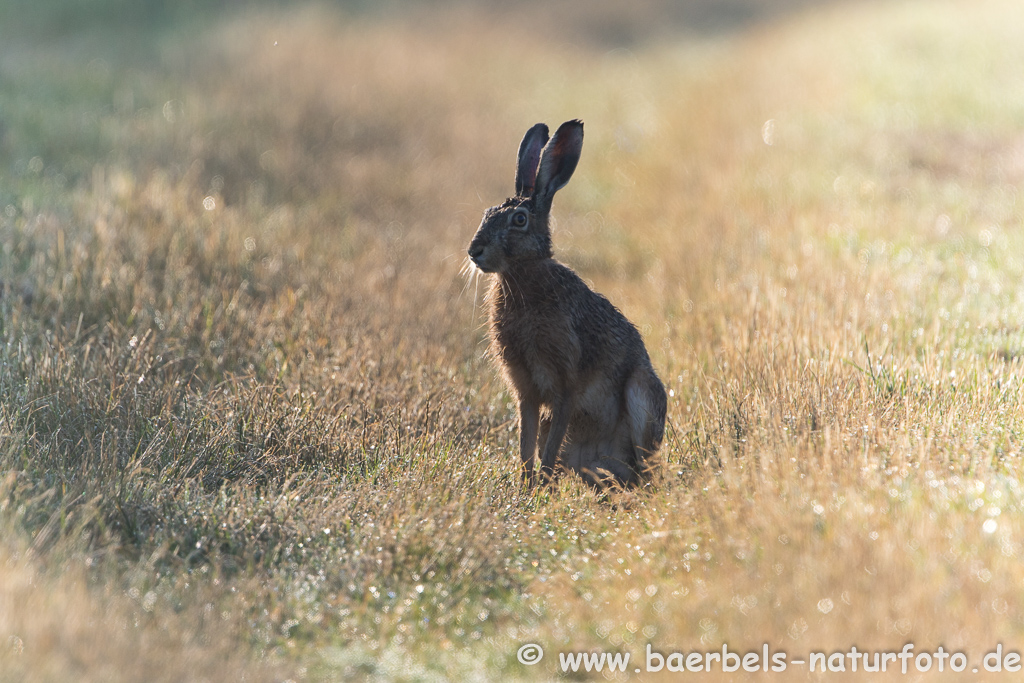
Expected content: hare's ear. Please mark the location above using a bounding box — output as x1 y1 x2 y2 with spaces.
533 120 583 214
515 123 549 197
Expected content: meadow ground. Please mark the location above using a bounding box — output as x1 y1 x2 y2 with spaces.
2 0 1024 680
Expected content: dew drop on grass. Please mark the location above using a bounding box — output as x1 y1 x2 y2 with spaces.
983 519 997 534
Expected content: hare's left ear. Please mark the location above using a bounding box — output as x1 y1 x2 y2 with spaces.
533 120 583 214
515 123 550 197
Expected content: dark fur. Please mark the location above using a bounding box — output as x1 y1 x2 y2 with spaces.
468 120 667 487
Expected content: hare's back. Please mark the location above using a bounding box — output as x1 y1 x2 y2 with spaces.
548 263 648 369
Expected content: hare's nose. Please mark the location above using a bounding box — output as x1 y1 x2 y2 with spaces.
468 244 484 260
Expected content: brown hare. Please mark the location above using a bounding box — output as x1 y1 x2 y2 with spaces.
468 120 667 487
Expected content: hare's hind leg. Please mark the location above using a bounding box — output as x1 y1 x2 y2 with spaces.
625 366 667 466
571 425 640 489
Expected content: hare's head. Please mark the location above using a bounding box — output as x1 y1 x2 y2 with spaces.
468 120 583 273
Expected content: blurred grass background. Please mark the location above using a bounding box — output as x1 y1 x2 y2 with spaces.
2 0 1024 680
0 0 848 42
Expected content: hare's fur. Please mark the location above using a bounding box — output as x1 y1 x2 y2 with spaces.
468 120 667 487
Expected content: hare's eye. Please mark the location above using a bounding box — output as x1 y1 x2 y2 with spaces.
510 211 529 229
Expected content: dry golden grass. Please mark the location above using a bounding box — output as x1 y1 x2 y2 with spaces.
2 0 1024 680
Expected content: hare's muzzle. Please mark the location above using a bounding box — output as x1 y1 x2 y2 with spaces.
468 242 494 272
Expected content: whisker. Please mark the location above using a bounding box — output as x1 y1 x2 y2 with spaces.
457 257 475 302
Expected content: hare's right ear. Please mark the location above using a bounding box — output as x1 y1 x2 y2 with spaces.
515 123 549 197
533 120 583 214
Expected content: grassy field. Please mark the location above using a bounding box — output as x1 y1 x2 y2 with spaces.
2 0 1024 680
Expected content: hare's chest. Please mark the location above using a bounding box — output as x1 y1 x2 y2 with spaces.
491 305 576 398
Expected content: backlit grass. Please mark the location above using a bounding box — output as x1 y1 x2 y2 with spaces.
2 0 1024 680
